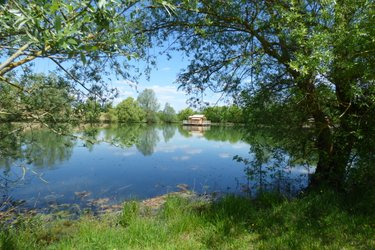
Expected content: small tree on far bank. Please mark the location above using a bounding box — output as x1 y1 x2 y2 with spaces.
137 89 160 123
160 102 177 123
177 108 195 121
116 97 145 123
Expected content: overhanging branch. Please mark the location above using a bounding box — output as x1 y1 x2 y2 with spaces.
0 42 32 72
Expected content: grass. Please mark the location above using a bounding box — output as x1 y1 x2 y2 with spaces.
1 190 374 249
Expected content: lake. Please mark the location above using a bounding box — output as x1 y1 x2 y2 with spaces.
0 124 312 212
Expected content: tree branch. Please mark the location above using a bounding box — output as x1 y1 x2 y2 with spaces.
0 42 32 72
49 57 106 102
0 45 51 76
0 75 25 92
49 57 91 94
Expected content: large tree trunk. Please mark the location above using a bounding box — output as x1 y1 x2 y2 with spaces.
297 77 354 190
310 97 356 190
311 127 353 190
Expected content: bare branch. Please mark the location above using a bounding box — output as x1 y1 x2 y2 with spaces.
49 57 106 102
49 57 91 93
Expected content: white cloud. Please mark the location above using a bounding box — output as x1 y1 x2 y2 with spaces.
190 165 199 171
112 149 137 157
121 151 137 157
151 85 179 94
213 142 226 148
155 144 189 153
185 149 203 155
231 143 248 149
286 166 316 175
161 67 171 71
110 80 231 111
172 155 191 161
113 79 138 88
219 153 231 158
110 80 139 105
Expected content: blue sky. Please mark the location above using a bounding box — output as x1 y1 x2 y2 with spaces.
28 50 226 112
109 51 226 112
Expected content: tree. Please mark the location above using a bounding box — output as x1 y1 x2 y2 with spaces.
160 102 177 123
137 88 160 123
1 73 75 124
147 0 375 189
0 79 22 121
77 99 102 123
116 97 145 123
0 125 74 170
177 107 195 121
103 123 146 148
0 0 171 126
203 106 226 123
203 105 244 124
227 105 244 124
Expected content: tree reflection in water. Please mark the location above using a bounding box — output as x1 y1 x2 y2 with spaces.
235 125 318 196
161 125 176 143
0 124 75 211
0 124 75 170
135 126 160 156
4 123 372 213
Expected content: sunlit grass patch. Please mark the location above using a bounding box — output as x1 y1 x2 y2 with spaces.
1 191 374 249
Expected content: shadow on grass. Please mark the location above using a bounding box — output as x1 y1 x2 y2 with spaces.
182 190 375 249
1 190 375 249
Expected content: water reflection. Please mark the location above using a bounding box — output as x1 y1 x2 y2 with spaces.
0 125 74 170
235 148 313 196
135 126 160 156
204 126 243 143
0 123 319 212
162 125 176 143
182 125 210 137
102 123 146 148
1 124 76 213
237 125 316 196
82 127 100 151
99 124 161 156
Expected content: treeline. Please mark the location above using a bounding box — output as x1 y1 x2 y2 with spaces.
177 106 245 124
0 73 76 124
104 97 246 124
101 89 178 124
0 73 246 125
0 74 175 124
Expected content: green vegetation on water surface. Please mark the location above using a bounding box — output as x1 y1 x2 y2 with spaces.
2 190 374 249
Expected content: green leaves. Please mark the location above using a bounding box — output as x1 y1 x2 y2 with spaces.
0 0 149 80
54 16 62 32
80 53 87 65
116 97 145 123
98 0 107 9
160 102 177 123
145 0 375 188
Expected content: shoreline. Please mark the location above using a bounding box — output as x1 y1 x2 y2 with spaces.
0 189 220 224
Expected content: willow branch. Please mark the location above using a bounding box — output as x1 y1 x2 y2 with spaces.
0 42 32 72
49 57 105 102
0 75 26 92
0 45 51 76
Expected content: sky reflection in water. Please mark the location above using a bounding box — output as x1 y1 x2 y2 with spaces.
0 125 312 210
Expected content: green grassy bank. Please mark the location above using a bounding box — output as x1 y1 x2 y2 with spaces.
1 190 374 249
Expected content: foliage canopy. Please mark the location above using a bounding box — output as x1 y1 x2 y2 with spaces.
146 0 375 189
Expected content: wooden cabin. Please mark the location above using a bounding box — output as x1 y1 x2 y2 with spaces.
183 114 211 126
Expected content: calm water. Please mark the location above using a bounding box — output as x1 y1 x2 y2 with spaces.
0 124 311 211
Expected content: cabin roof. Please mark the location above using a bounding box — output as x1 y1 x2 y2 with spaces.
188 114 205 119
